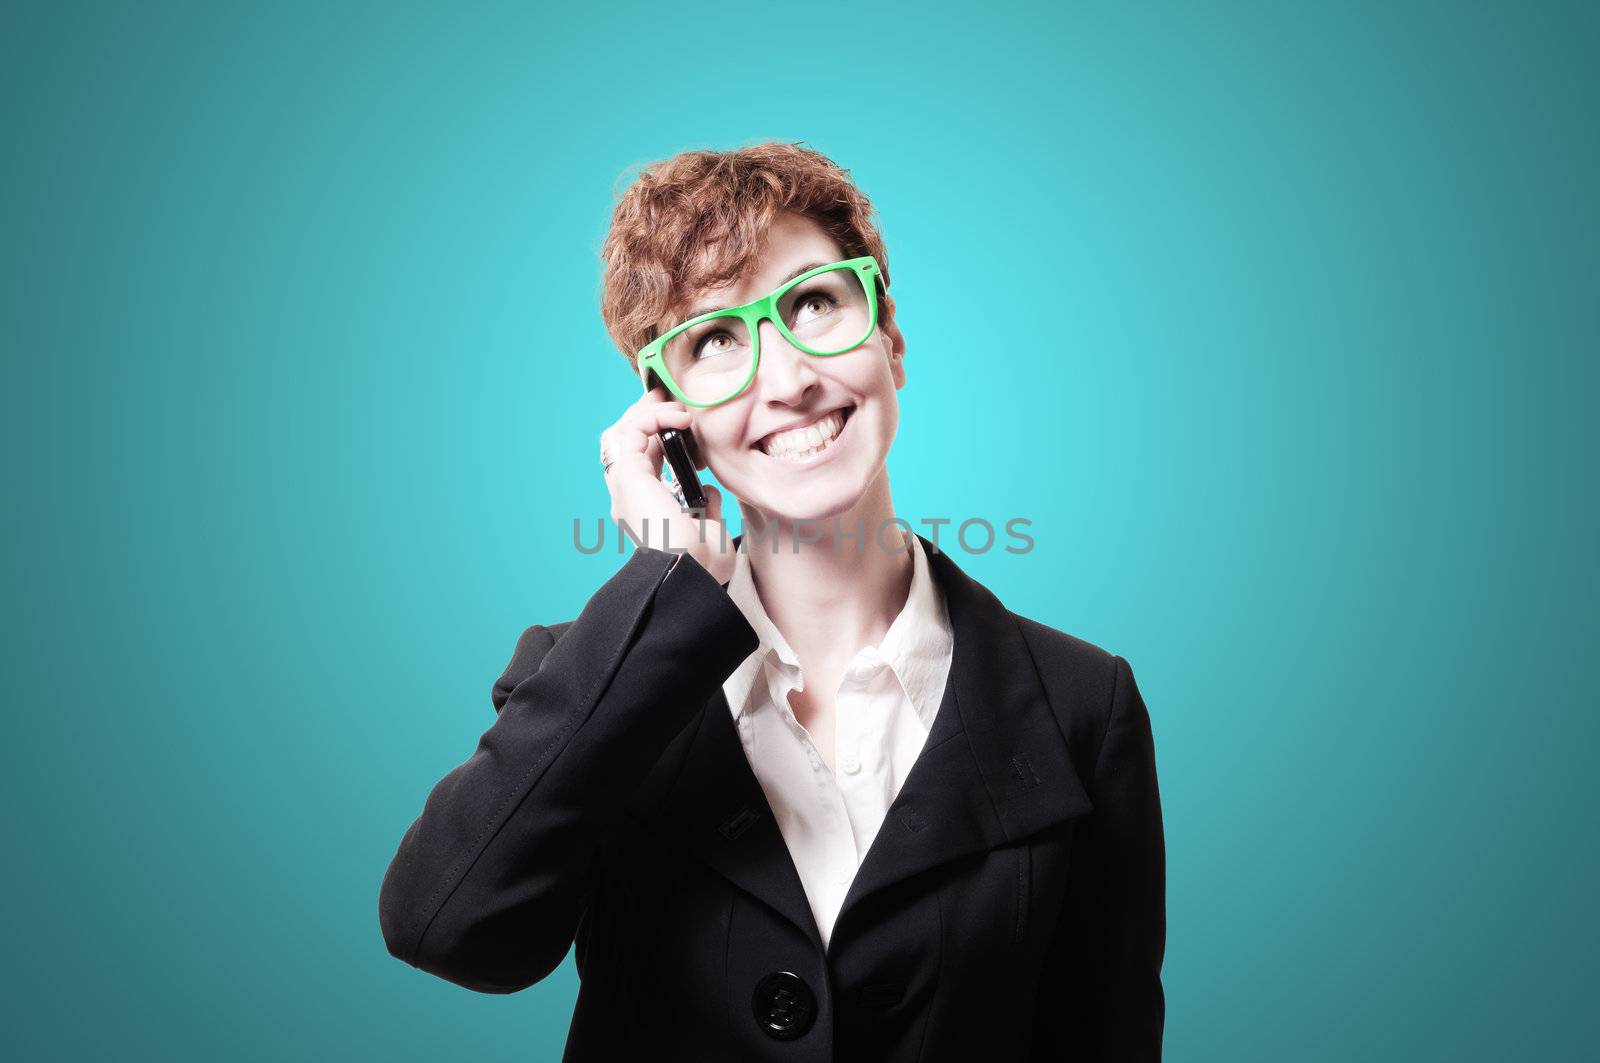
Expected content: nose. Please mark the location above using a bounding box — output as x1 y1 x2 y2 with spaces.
755 320 821 405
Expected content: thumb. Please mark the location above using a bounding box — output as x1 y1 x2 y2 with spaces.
699 482 724 522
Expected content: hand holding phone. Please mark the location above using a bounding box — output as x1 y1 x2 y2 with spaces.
601 387 735 582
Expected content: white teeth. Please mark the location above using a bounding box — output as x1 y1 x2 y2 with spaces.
760 409 848 460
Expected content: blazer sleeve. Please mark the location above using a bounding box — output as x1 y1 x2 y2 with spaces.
1034 654 1167 1060
377 547 759 994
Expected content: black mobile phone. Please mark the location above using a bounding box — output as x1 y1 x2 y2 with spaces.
642 370 708 510
658 425 708 510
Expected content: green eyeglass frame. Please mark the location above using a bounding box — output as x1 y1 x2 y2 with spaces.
636 255 887 408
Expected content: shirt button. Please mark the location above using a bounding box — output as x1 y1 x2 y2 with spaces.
839 753 861 775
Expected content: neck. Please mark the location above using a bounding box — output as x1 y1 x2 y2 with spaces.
736 469 914 669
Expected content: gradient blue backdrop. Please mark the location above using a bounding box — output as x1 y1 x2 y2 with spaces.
3 1 1594 1059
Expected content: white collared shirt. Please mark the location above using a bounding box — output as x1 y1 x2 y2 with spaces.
721 532 955 950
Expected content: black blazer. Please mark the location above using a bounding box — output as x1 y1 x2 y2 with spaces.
379 534 1166 1061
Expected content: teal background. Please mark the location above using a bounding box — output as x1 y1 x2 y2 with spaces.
3 1 1594 1059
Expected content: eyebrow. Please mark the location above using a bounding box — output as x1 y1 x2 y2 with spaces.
680 261 827 323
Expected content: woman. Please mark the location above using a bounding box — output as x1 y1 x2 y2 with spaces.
379 142 1166 1061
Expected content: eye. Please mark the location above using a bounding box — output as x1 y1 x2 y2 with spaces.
792 289 838 323
694 330 738 359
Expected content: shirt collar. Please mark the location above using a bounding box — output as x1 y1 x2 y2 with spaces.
721 531 954 732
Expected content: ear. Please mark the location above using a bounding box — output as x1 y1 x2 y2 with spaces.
881 294 907 389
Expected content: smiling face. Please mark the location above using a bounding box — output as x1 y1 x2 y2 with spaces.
670 212 906 527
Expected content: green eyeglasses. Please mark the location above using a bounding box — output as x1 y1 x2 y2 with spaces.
636 256 886 408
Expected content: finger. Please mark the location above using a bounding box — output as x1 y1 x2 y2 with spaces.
684 482 721 524
609 424 676 485
621 400 692 438
615 412 691 478
603 445 663 484
635 385 687 415
605 408 681 460
611 417 668 458
601 425 645 471
617 385 688 423
635 384 690 413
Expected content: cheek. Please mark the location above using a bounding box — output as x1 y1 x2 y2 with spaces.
860 358 900 416
873 397 900 450
692 412 751 465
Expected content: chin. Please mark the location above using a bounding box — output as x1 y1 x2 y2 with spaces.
740 470 871 526
775 494 858 525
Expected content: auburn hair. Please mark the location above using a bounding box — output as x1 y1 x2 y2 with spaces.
599 141 891 369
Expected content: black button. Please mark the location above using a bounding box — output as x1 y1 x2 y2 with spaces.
752 971 816 1041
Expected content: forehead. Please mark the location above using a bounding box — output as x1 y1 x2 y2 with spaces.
680 213 847 315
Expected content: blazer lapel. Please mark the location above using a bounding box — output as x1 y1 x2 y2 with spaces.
833 537 1094 932
679 687 827 951
627 533 1093 951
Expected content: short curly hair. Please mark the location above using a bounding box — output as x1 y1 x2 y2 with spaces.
599 140 891 370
